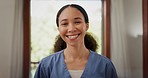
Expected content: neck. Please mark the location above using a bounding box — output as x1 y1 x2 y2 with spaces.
64 44 89 59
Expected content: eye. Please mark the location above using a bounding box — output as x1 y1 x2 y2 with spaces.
75 21 81 24
60 22 68 26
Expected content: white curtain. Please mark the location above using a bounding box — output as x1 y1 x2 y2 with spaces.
110 0 131 78
10 0 23 78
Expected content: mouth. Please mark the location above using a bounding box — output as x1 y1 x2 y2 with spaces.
66 34 80 39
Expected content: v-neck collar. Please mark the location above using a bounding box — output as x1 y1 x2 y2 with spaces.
61 50 93 78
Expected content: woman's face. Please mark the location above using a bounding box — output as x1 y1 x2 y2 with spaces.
58 7 89 46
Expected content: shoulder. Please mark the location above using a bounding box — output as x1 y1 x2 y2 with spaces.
89 50 114 67
34 50 64 77
90 50 111 62
39 50 64 67
90 50 118 77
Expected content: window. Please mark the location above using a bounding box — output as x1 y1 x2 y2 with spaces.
23 0 111 78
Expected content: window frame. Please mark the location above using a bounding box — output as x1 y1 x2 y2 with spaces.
143 0 148 78
23 0 30 78
102 0 111 58
23 0 111 77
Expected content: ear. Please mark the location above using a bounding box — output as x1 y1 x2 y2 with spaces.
85 23 89 31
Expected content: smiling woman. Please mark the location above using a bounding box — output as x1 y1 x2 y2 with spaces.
30 1 102 78
34 3 117 78
23 0 112 78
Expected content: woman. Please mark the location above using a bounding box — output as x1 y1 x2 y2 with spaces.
34 4 118 78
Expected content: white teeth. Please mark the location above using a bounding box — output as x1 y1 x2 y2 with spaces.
68 35 78 39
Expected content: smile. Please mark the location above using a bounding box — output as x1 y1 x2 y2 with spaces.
66 34 80 39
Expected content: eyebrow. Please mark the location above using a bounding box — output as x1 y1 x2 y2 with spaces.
74 17 82 20
60 19 67 23
60 17 82 23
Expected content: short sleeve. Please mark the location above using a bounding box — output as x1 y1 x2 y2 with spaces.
34 61 48 78
105 61 118 78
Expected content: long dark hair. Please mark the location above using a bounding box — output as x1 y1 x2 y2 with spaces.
53 32 98 52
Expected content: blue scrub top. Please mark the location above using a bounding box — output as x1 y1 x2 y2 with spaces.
34 50 118 78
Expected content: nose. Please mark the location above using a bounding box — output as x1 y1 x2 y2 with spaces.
68 23 76 33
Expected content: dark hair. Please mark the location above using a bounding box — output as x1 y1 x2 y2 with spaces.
56 4 89 27
53 32 98 52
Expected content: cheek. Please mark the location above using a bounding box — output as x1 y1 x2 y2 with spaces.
58 27 67 35
79 24 88 31
80 26 87 32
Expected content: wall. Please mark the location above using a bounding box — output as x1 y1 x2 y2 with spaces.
0 0 15 78
124 0 143 77
111 0 143 78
